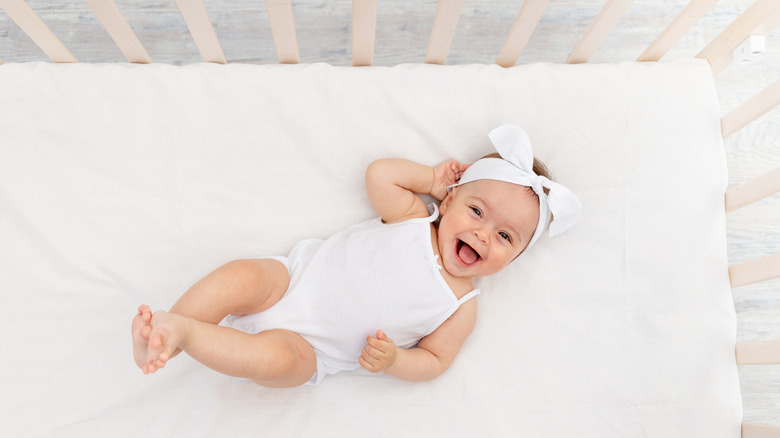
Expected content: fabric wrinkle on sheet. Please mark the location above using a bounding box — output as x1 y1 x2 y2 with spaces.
227 203 480 385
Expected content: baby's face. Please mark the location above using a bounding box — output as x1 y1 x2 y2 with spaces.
437 179 539 278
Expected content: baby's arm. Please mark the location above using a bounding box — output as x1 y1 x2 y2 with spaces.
360 298 477 382
365 159 469 224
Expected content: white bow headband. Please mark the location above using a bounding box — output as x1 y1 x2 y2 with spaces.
449 124 582 249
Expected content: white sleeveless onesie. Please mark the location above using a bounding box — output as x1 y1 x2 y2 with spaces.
227 204 480 385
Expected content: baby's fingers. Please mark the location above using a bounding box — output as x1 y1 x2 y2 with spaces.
361 333 396 372
359 355 381 373
446 161 470 185
362 340 384 359
447 161 461 181
453 161 470 178
359 348 384 372
370 331 395 351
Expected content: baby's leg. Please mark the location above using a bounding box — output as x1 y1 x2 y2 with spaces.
132 258 289 370
170 258 290 322
144 311 317 388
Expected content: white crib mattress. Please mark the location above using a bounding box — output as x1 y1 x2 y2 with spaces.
0 60 740 437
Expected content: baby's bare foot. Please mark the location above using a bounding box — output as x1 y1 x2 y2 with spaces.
144 311 190 374
132 305 153 369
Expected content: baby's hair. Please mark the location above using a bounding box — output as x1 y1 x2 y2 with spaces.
479 152 553 195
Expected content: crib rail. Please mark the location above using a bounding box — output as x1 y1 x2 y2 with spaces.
86 0 149 64
351 0 377 66
175 0 226 64
3 0 780 70
722 79 780 138
1 0 779 433
722 63 780 293
265 0 299 64
726 167 780 214
730 253 780 289
637 0 718 62
737 340 780 365
696 0 779 74
743 422 780 438
0 0 75 62
495 0 547 68
719 15 780 413
565 0 633 64
425 0 462 65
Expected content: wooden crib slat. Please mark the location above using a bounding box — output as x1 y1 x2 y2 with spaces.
756 6 780 36
352 0 378 66
425 0 464 65
736 340 780 365
637 0 718 62
722 78 780 138
0 0 76 63
729 252 780 288
696 0 780 75
496 0 549 68
743 422 780 438
565 0 634 64
726 166 780 213
86 0 150 64
174 0 226 64
266 0 299 64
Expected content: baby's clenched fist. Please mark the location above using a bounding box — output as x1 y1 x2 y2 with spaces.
359 329 397 373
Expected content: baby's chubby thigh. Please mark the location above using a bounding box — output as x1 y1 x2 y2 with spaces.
221 257 291 317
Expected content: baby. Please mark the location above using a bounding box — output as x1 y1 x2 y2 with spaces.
131 124 581 387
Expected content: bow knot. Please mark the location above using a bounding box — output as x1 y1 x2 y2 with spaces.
530 175 546 198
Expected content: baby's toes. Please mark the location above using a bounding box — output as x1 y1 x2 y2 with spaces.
138 305 152 323
149 330 163 350
140 325 152 341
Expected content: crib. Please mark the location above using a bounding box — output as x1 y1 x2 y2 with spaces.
0 0 778 436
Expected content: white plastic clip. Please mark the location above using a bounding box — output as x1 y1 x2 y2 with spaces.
734 35 765 63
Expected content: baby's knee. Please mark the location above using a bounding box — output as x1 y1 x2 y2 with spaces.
263 345 298 379
252 331 316 388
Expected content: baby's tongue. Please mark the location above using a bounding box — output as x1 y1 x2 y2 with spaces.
458 242 479 265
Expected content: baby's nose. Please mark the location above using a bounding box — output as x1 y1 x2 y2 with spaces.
473 228 488 244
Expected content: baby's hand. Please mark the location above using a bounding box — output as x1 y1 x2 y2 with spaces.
431 160 470 201
359 329 397 373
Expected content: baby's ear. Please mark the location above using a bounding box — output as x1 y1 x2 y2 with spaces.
439 187 457 215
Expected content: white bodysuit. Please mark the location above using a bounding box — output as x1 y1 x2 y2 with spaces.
227 204 480 385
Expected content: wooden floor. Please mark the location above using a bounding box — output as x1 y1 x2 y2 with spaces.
1 0 778 427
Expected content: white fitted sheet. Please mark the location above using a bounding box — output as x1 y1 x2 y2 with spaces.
0 60 740 437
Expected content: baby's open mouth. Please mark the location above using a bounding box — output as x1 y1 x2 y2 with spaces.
456 239 481 266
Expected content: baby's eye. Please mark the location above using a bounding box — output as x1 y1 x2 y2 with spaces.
471 207 482 217
499 232 511 242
